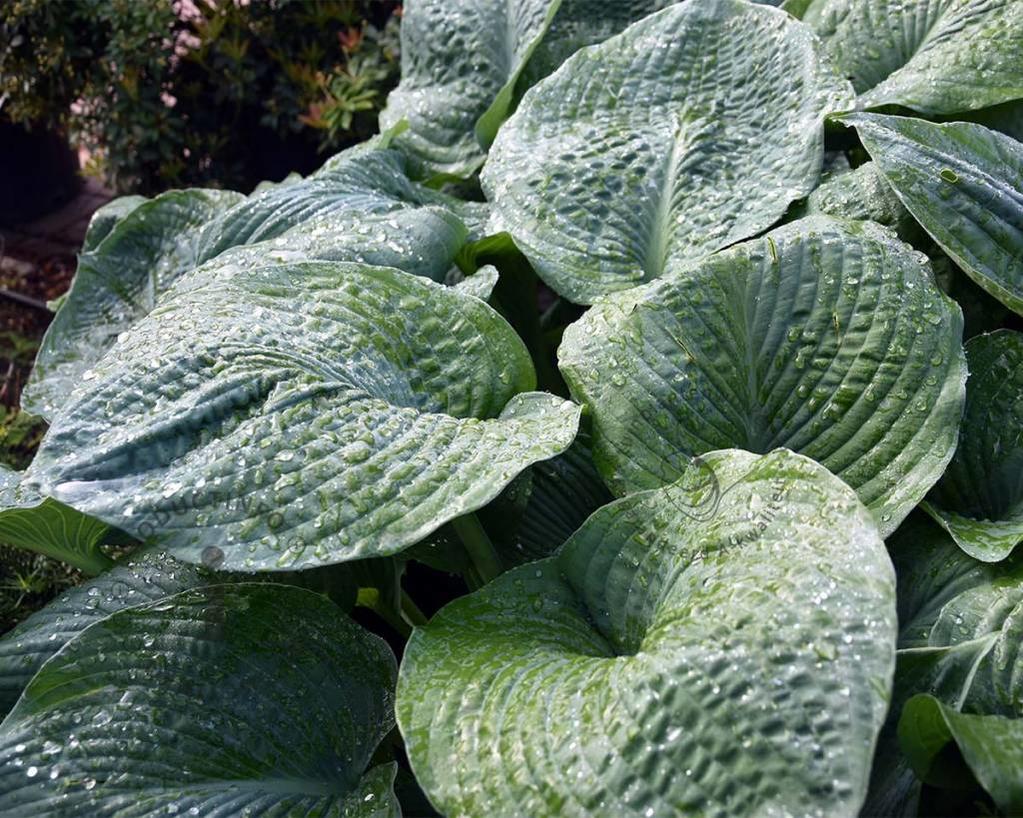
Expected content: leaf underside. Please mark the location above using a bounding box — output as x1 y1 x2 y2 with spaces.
0 466 114 576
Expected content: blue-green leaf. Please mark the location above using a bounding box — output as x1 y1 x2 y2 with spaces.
559 217 966 536
483 0 853 303
24 141 479 421
844 113 1023 317
79 195 149 253
398 448 896 818
798 161 918 240
23 189 243 420
864 513 1023 814
26 262 579 571
380 0 561 179
0 549 208 716
803 0 1023 115
0 583 399 817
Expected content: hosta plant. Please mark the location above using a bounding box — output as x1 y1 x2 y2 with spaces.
2 0 1022 816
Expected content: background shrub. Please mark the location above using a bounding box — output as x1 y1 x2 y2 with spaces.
0 0 400 193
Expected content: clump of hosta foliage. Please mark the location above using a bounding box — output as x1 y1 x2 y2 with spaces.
2 0 1023 815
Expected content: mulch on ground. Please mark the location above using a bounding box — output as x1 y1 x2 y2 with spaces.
0 176 110 628
0 174 109 411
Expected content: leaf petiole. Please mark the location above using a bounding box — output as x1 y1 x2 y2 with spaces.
356 587 412 639
400 590 428 627
451 513 502 586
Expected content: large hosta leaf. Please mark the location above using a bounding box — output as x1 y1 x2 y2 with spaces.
922 330 1023 561
193 142 483 266
180 200 466 294
379 0 561 180
559 216 965 536
382 0 722 180
24 141 479 421
801 0 1023 114
845 113 1023 315
483 0 852 304
23 188 243 420
0 546 364 718
518 0 786 89
398 448 896 818
0 549 208 716
0 584 399 817
864 514 1023 814
26 261 580 570
0 465 115 575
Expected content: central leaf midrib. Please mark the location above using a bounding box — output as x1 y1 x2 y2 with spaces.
735 256 779 454
641 116 688 282
741 269 766 452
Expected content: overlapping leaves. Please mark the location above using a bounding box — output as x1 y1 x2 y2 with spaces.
798 161 917 241
0 549 207 715
4 0 1023 815
381 0 695 180
924 330 1023 561
515 0 677 90
845 113 1023 316
864 515 1023 815
800 0 1023 115
380 0 560 179
0 466 115 576
23 189 243 420
23 139 480 420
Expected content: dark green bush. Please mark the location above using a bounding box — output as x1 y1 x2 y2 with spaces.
0 0 399 194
